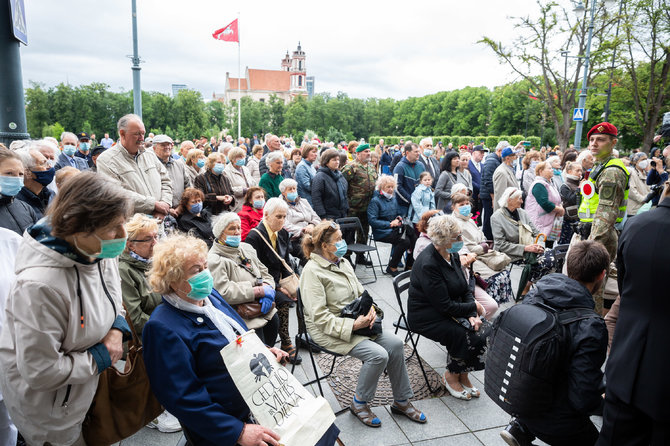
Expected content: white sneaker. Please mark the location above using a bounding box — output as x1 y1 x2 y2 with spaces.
147 410 182 433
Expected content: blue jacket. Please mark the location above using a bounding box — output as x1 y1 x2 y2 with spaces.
295 159 317 205
393 157 425 211
143 290 250 446
368 192 400 240
480 153 501 198
468 159 482 197
54 152 89 171
410 184 435 223
311 167 348 220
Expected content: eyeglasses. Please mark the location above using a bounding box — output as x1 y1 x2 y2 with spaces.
130 234 159 243
452 234 463 242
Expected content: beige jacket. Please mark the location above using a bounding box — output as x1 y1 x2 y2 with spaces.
492 163 519 210
284 197 321 237
247 156 261 183
627 168 650 215
96 142 173 213
207 241 276 329
299 253 368 355
0 232 124 445
223 163 257 212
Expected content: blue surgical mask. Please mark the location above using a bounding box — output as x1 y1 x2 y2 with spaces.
553 168 562 175
0 176 24 196
225 235 241 247
424 149 433 157
530 161 539 169
74 233 127 259
186 269 214 300
196 159 205 168
235 158 246 167
447 241 464 253
63 145 77 157
334 240 348 258
79 142 90 152
287 192 298 202
189 202 203 214
458 205 471 217
213 163 225 174
253 199 265 209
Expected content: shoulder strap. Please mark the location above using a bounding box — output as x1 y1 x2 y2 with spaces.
250 228 295 275
557 307 599 325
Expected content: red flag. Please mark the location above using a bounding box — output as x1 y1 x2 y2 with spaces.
212 19 238 42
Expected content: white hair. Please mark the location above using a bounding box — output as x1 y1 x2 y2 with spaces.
266 151 284 165
419 137 433 148
498 186 523 209
495 140 510 152
546 155 560 167
60 131 77 142
375 174 396 191
220 142 234 155
427 214 461 248
263 197 289 218
264 133 275 144
451 183 467 196
14 148 40 170
612 149 619 158
31 139 58 154
117 114 143 131
212 212 241 239
8 140 28 151
279 178 298 193
576 149 593 164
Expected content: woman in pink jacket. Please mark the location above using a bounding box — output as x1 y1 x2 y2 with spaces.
524 162 565 246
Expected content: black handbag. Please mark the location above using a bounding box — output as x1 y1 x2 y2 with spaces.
340 290 384 336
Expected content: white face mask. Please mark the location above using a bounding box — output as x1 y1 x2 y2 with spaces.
638 159 649 170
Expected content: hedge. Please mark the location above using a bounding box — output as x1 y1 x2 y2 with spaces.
370 135 542 149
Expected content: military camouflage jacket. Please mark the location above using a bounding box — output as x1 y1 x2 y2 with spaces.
342 160 378 212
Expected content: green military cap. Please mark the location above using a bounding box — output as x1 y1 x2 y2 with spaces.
356 143 370 152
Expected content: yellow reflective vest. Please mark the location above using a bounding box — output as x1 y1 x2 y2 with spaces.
578 157 629 223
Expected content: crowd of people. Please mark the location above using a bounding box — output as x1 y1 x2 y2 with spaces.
0 113 668 446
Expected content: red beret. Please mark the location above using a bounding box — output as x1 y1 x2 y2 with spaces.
587 122 618 140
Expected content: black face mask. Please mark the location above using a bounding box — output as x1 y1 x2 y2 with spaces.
31 167 55 186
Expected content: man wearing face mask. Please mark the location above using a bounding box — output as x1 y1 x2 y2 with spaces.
418 138 439 187
0 149 39 235
15 149 55 219
74 132 94 168
55 131 89 171
153 134 191 215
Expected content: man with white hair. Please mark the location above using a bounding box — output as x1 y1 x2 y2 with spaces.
577 150 595 180
259 134 290 178
418 137 439 187
55 132 89 171
480 141 507 239
179 140 195 160
15 148 55 218
96 114 173 218
153 134 190 212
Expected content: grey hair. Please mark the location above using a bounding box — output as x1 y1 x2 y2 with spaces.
15 148 39 169
212 212 241 239
60 131 77 142
266 151 284 165
9 140 28 151
117 113 143 131
495 140 510 152
427 214 461 249
220 142 234 154
228 147 245 161
546 155 560 167
576 150 593 164
263 197 289 218
451 182 467 196
31 139 59 154
264 133 274 144
279 178 298 193
419 137 433 148
376 174 396 191
498 186 523 209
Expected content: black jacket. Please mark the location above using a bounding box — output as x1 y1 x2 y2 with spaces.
244 222 292 287
480 153 501 198
523 273 607 416
177 209 215 248
311 167 348 220
0 194 39 236
193 170 236 216
16 186 54 219
607 197 670 420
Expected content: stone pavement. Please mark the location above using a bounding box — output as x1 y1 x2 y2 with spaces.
120 242 602 445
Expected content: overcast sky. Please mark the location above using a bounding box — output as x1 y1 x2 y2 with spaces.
19 0 542 100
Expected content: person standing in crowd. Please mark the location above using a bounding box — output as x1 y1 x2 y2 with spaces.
96 114 173 219
577 122 628 314
259 134 290 177
0 149 39 235
312 148 349 220
194 152 235 216
418 138 439 186
74 132 93 168
597 181 670 446
15 148 55 219
410 172 435 224
558 161 583 244
435 151 461 211
342 143 378 265
184 147 205 185
547 155 564 190
258 151 285 199
380 144 393 175
393 142 425 217
480 141 506 239
521 150 542 197
645 146 668 206
89 145 106 172
626 152 651 216
178 140 195 161
295 144 318 205
469 145 485 221
247 144 264 183
55 132 89 171
100 133 114 149
502 240 609 446
153 134 191 214
457 152 473 194
0 172 131 446
525 161 565 244
224 146 256 213
577 150 595 180
239 186 266 241
492 146 519 212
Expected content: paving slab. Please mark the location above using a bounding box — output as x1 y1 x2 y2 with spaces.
413 432 484 445
382 398 469 443
440 392 511 432
335 406 409 446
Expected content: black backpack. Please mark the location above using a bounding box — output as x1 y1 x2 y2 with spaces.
484 302 598 417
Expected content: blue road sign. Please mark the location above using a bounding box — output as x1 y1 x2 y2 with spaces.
9 0 28 45
573 108 584 122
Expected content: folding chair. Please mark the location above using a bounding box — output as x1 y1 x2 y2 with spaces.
336 217 378 284
391 271 435 393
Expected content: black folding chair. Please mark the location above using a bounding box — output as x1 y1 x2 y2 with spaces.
391 271 435 393
336 217 378 284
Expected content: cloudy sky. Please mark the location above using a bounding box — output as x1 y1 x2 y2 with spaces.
19 0 540 100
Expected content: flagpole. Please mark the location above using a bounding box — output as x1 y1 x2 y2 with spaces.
237 13 241 139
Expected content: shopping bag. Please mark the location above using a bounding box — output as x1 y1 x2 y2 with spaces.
547 216 563 242
221 330 335 446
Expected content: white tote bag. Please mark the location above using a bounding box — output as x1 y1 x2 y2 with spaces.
221 330 335 446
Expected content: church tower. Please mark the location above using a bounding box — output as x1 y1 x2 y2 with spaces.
290 42 306 92
281 51 291 72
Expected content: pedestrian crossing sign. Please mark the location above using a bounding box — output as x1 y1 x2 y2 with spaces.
573 108 585 121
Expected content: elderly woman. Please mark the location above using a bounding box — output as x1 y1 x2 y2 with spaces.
280 178 320 264
143 234 288 445
300 220 426 428
491 187 560 288
311 148 349 220
521 150 542 195
184 148 205 185
558 162 583 244
435 151 461 210
223 146 256 213
245 197 302 365
194 152 235 216
285 149 302 179
207 213 280 345
258 151 285 199
177 187 215 247
239 186 266 241
0 149 39 235
627 152 651 216
457 152 473 194
368 175 415 276
0 172 131 445
525 161 565 245
247 144 264 183
408 214 488 401
547 155 564 190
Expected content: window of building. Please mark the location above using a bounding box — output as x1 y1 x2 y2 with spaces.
299 60 302 70
259 98 265 103
299 76 302 87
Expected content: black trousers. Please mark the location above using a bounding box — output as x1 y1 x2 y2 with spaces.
596 391 670 446
481 197 494 240
255 313 280 347
519 412 599 446
379 230 414 269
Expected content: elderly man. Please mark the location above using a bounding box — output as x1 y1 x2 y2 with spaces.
577 150 595 180
74 132 93 168
418 137 439 187
179 140 195 161
31 139 59 193
15 148 55 218
493 146 519 212
96 114 172 218
393 142 425 217
259 134 290 177
55 132 89 171
153 134 191 213
480 141 506 239
342 143 378 265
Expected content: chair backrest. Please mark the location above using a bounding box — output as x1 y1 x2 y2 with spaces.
392 270 413 315
295 288 308 334
335 217 363 233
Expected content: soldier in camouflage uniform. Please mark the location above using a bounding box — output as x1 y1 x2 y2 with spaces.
577 122 629 313
342 143 378 265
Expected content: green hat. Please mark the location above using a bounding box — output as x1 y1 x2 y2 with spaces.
356 143 370 152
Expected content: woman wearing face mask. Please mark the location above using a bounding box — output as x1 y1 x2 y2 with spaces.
207 212 280 345
142 234 288 445
558 161 584 244
0 172 132 445
194 152 235 216
184 148 206 185
224 147 257 213
627 153 652 216
521 151 542 200
407 214 489 401
525 161 565 247
177 188 215 247
547 155 564 190
300 220 427 428
280 178 320 265
0 149 39 235
239 186 266 241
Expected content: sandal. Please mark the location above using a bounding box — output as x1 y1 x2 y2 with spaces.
462 384 480 398
390 401 427 424
349 401 381 428
281 344 302 365
443 372 471 400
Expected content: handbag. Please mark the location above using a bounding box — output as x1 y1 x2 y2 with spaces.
82 304 163 445
340 290 384 336
235 301 276 319
477 250 511 271
547 216 563 242
251 228 300 300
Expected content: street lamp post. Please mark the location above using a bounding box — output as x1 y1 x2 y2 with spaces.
603 0 624 122
573 0 597 150
131 0 142 118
